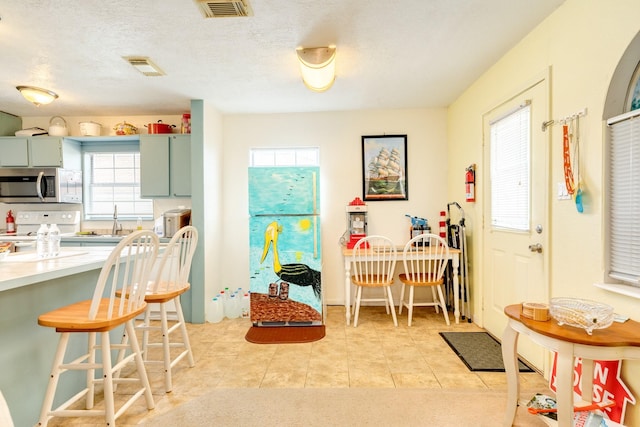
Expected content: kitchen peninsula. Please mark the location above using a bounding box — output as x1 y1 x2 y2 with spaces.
0 247 125 427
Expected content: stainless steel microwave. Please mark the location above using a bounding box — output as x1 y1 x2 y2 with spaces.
0 168 82 203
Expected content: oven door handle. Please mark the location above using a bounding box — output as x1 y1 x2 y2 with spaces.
36 171 45 201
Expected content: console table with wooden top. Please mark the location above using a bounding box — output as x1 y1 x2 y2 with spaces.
501 303 640 426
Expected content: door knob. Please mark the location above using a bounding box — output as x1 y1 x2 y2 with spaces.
528 243 543 253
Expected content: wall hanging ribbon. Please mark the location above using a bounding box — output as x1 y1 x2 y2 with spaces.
547 108 586 213
561 115 583 213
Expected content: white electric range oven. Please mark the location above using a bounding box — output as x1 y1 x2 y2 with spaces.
0 211 80 251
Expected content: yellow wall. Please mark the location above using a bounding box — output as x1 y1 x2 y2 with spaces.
448 0 640 422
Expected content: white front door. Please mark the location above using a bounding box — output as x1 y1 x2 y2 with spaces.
482 77 550 371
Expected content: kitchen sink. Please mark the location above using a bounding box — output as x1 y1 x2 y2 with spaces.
70 232 132 238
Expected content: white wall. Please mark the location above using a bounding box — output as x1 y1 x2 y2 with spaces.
220 109 447 305
199 102 224 319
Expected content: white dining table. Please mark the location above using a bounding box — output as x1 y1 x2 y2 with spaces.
341 245 462 325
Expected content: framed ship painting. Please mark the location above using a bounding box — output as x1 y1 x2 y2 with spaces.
362 134 408 201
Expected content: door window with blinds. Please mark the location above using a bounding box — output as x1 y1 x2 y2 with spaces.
490 103 531 231
607 109 640 285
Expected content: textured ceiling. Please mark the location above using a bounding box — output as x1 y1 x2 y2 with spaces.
0 0 565 118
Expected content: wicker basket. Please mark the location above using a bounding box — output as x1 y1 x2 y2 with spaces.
549 297 614 335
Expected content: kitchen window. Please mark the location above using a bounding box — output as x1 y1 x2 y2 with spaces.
250 147 319 167
82 143 153 221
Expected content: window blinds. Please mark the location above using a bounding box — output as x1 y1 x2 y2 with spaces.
608 109 640 284
490 104 531 231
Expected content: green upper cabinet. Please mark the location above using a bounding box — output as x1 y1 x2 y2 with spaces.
0 136 81 169
0 137 28 166
140 134 191 198
170 134 191 197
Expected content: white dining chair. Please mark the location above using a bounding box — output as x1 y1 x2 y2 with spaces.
37 230 159 426
350 235 398 327
132 225 199 393
398 233 450 326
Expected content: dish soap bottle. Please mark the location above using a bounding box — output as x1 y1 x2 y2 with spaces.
48 224 61 257
36 224 50 258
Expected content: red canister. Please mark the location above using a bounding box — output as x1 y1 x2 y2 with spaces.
145 120 175 134
181 113 191 134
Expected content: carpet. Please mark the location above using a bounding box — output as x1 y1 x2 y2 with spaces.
245 325 325 344
139 388 548 427
439 331 534 372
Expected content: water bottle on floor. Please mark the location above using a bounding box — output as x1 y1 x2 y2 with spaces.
241 293 250 318
227 294 240 318
208 297 224 323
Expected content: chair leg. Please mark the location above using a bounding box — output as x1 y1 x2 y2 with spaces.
398 283 406 314
174 296 195 368
125 320 155 409
113 326 130 392
431 287 440 313
353 286 362 327
100 331 116 426
159 302 172 392
436 285 450 326
142 306 152 361
86 332 96 408
408 286 415 326
38 333 70 427
385 286 398 327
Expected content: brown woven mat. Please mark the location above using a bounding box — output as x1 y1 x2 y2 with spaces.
245 325 325 344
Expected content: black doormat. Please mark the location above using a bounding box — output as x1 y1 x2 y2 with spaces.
439 331 534 372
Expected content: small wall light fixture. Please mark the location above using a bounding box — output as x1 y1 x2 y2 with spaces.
16 85 59 106
296 46 336 92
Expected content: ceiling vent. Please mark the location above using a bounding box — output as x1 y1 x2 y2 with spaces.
123 57 165 77
194 0 253 18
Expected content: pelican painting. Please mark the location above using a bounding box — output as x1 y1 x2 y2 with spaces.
260 221 321 299
249 165 322 325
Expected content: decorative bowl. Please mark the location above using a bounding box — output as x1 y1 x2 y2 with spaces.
549 297 614 335
113 121 137 135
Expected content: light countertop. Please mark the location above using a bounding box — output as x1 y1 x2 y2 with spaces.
0 247 115 293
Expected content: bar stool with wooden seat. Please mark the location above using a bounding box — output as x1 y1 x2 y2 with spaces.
130 225 198 393
398 233 450 326
350 235 398 327
37 230 159 427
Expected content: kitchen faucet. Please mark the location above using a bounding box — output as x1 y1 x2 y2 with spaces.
112 204 122 235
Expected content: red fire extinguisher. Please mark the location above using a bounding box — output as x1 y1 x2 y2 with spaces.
6 210 16 234
465 164 476 203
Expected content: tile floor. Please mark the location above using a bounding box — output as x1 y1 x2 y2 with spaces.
45 305 551 426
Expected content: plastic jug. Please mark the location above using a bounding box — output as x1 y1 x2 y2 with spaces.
48 224 61 257
36 224 49 258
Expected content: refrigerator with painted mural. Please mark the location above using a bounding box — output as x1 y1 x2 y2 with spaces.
248 166 322 326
